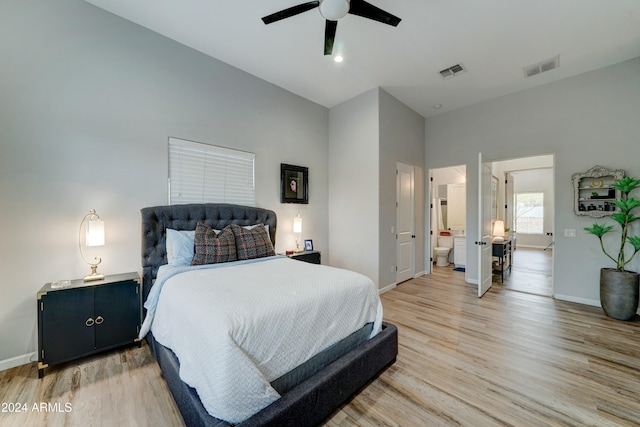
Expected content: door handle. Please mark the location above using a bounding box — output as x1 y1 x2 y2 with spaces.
85 318 94 327
95 315 104 325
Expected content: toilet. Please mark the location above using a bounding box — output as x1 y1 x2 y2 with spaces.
434 232 454 267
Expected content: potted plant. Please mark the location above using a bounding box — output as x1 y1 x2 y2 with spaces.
584 176 640 320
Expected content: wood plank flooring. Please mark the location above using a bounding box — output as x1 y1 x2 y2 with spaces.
495 247 553 296
2 267 639 426
325 269 640 426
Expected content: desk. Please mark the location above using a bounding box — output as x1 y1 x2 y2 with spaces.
492 239 512 283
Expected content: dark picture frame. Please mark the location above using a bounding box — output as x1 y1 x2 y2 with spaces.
281 163 309 204
304 239 314 251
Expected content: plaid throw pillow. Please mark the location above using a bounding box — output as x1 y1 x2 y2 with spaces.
231 223 275 260
191 223 237 265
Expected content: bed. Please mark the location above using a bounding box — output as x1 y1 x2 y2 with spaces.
140 203 398 426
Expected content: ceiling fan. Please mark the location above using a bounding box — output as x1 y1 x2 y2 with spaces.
261 0 401 55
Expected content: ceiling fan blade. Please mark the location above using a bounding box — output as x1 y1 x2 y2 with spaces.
324 20 337 55
348 0 401 26
262 1 320 25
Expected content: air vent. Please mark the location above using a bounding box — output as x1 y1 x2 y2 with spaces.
439 63 467 80
523 55 559 78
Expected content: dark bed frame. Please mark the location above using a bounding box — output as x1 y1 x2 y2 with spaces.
141 203 398 427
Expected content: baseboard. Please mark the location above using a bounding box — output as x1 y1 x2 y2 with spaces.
414 271 426 278
554 294 640 314
553 294 600 307
0 352 36 372
379 282 397 295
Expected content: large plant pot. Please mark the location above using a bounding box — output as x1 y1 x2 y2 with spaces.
600 268 640 320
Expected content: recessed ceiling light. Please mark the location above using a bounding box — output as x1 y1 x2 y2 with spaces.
433 104 443 109
334 55 344 63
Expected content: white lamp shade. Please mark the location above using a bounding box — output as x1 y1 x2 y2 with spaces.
493 220 505 237
86 218 105 246
293 216 302 234
319 0 350 20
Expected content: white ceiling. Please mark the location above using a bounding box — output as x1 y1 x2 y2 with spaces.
85 0 640 118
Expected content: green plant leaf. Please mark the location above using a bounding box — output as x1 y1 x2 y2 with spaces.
584 223 614 237
628 236 640 252
612 177 640 193
611 212 629 227
612 198 640 213
626 213 640 224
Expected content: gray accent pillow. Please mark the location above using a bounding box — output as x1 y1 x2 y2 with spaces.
231 223 275 260
192 223 237 265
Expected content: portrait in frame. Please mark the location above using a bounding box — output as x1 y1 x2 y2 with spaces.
281 163 309 204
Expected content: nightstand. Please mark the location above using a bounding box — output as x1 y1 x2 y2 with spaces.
288 250 321 264
37 272 142 378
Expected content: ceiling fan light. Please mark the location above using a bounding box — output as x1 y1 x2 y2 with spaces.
319 0 350 21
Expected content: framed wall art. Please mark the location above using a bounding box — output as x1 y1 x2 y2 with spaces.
281 163 309 204
304 239 314 251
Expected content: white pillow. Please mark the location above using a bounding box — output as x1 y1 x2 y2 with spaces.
166 229 196 266
245 224 270 234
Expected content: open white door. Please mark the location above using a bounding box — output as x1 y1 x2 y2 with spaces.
505 172 515 231
477 153 493 297
396 162 415 284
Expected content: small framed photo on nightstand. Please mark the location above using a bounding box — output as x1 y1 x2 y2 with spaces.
304 239 313 251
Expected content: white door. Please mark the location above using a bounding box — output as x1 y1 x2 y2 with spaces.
477 153 493 297
396 163 415 284
505 172 515 231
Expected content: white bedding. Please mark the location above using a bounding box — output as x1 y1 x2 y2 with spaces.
142 256 382 424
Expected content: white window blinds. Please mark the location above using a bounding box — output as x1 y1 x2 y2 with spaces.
168 137 255 206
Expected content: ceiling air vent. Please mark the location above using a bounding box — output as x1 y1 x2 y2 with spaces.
523 55 560 78
439 63 467 80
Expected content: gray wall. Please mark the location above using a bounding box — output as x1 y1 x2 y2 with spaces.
328 89 380 283
425 57 640 306
0 0 329 366
379 89 426 286
329 88 425 290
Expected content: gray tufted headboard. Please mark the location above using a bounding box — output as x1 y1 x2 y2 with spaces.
141 203 277 301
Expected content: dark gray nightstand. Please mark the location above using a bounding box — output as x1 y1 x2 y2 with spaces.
37 272 141 377
288 250 321 264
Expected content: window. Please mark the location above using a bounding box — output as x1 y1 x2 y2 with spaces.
168 137 255 206
514 192 544 234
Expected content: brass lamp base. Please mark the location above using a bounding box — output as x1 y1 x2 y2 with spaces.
84 265 104 282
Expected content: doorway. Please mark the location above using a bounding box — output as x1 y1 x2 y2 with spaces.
491 155 554 296
428 165 467 278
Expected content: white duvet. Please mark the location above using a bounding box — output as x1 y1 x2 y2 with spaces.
141 256 382 424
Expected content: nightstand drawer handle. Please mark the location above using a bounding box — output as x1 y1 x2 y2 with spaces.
85 318 94 327
95 316 104 325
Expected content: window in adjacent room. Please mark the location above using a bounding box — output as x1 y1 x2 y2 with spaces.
168 137 255 206
514 192 544 234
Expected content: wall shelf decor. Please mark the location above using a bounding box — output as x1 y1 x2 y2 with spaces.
572 165 625 217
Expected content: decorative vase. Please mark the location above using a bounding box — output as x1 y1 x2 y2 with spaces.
600 268 640 320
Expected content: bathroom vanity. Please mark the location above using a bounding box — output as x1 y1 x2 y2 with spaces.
454 236 466 268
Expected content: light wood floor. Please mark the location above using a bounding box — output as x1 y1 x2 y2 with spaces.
495 247 553 296
2 268 639 426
